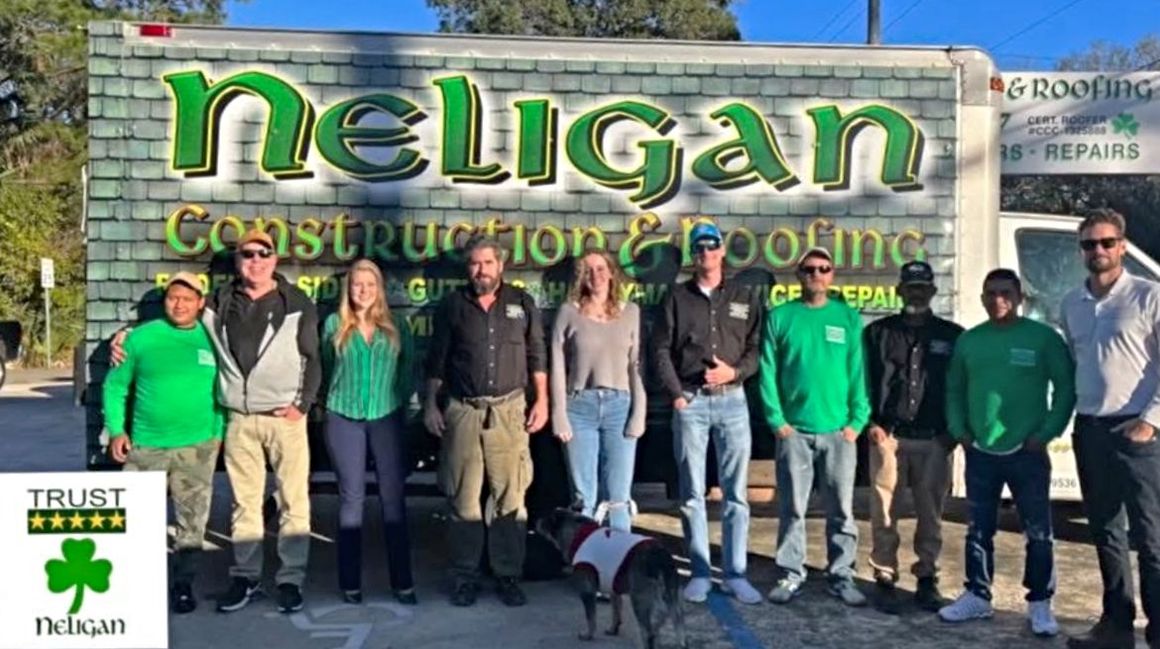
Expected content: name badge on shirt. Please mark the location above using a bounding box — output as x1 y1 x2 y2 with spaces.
197 349 216 367
825 325 846 345
929 340 952 355
505 304 525 320
1010 348 1037 367
728 302 750 320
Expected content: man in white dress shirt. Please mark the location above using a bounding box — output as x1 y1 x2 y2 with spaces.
1061 208 1160 649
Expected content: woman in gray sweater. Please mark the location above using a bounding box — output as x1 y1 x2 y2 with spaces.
550 250 646 532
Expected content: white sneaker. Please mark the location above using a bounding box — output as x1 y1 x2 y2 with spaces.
683 577 712 603
721 577 762 605
938 592 994 623
1028 600 1059 637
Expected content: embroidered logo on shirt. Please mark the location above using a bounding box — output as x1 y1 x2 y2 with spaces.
825 325 846 344
728 302 750 320
505 304 525 320
929 340 952 355
197 349 216 366
1010 348 1037 367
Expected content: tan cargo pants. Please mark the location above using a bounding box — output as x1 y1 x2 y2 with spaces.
869 435 951 581
438 391 533 580
224 413 311 587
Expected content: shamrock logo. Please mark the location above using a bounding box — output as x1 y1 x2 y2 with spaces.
1112 113 1139 139
44 538 112 615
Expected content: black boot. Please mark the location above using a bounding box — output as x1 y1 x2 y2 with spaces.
874 572 900 615
1066 616 1135 649
914 577 945 613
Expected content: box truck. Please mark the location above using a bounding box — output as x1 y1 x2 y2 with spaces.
82 22 1160 500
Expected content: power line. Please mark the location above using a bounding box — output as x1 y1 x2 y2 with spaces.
812 0 859 41
1134 56 1160 71
883 0 925 35
989 0 1087 52
828 7 866 43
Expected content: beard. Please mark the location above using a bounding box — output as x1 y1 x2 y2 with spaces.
1086 256 1118 273
471 274 499 294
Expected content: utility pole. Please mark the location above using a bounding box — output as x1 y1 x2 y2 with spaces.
868 0 881 45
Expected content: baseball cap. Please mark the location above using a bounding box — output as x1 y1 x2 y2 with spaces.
799 246 834 266
165 271 206 295
899 260 934 286
237 228 275 250
689 221 723 245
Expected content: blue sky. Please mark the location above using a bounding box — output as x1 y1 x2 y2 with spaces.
225 0 1159 70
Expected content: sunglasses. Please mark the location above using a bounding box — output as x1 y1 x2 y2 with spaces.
238 248 274 259
799 265 833 275
1079 237 1121 251
693 240 722 254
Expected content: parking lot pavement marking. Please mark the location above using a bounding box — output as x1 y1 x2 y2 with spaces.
264 601 413 649
706 591 769 649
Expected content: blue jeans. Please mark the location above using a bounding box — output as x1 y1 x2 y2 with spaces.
564 389 637 532
963 446 1055 602
673 387 752 579
775 431 858 584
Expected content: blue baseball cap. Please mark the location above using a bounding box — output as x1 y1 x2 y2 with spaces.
689 221 723 244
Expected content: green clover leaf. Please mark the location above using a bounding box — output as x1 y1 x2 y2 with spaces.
44 538 112 615
1112 113 1139 139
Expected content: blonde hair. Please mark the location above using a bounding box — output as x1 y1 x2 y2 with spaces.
334 259 399 350
568 250 625 318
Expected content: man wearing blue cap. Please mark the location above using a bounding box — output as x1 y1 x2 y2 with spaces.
653 220 764 605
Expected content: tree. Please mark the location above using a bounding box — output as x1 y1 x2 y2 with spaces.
426 0 741 40
0 0 235 366
1001 34 1160 259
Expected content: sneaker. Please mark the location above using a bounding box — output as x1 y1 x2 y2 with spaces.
450 579 478 607
721 577 763 605
393 588 418 606
276 583 304 614
767 578 803 605
1066 616 1135 649
914 577 946 613
216 577 262 613
1029 600 1059 637
342 589 362 604
171 582 196 614
828 580 868 607
938 591 994 623
682 577 712 603
496 577 527 607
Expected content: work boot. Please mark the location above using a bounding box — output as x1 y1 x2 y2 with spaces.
874 572 900 615
1066 616 1135 649
915 577 946 613
171 582 196 614
496 577 527 607
450 578 478 607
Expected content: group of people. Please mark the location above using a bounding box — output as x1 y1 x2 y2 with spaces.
103 209 1160 649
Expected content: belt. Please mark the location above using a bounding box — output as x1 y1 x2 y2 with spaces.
454 389 523 429
693 384 741 396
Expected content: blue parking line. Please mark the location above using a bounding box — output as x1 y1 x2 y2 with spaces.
705 592 768 649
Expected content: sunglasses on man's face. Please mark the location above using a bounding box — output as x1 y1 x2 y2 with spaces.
1079 237 1121 252
238 248 274 260
799 265 833 276
693 240 721 254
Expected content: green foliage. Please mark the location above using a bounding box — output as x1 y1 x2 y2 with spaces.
0 0 237 366
426 0 741 40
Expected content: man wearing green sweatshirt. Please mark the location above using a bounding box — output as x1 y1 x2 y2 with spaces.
939 268 1075 638
760 246 871 607
103 272 221 615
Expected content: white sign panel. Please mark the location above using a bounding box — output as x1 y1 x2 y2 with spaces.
1001 72 1159 175
40 258 54 290
0 472 168 649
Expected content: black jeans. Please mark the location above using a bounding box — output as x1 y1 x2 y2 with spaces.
324 411 414 592
1075 414 1160 640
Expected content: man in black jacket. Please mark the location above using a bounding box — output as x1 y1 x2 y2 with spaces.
863 260 963 613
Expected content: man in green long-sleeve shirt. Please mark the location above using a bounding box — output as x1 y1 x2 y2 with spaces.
103 272 221 615
759 246 871 607
938 269 1075 638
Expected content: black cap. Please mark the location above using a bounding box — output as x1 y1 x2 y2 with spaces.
899 260 934 286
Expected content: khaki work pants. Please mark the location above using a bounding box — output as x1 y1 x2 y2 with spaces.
869 435 951 581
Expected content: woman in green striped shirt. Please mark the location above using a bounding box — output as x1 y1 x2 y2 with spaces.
322 259 416 605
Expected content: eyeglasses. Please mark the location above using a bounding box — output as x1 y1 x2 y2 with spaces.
238 248 274 259
1079 237 1121 251
693 240 721 254
799 265 833 275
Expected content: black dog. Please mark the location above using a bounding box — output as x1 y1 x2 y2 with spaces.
536 508 687 649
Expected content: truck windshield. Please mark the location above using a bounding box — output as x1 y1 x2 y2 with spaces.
1016 228 1158 331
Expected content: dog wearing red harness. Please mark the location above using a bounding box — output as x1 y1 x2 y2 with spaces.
536 507 687 649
